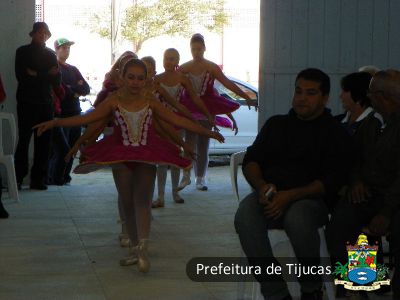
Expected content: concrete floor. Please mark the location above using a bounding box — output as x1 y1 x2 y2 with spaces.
0 165 394 300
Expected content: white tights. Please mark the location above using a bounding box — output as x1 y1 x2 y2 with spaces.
185 120 211 182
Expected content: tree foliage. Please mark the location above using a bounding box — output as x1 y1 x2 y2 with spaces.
90 0 228 53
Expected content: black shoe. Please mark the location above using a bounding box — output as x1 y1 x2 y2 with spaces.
374 284 391 295
301 290 323 300
0 201 9 218
17 183 22 190
30 183 48 190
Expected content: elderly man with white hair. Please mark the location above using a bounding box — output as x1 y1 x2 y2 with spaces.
327 69 400 300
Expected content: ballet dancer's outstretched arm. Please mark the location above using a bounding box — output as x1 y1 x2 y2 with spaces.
153 118 196 160
64 117 111 162
210 63 258 110
151 98 224 143
34 97 115 136
226 113 239 135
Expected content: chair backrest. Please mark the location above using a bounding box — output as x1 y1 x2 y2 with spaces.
230 150 247 202
0 112 17 156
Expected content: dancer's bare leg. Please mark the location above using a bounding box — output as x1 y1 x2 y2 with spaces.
112 164 137 246
112 169 129 247
171 167 184 203
132 162 156 241
153 165 167 208
132 162 156 273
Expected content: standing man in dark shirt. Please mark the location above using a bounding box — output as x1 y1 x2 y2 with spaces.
234 69 350 300
48 38 89 185
15 22 60 190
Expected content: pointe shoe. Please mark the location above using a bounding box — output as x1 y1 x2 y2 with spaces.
137 239 150 273
177 170 191 191
196 177 208 191
151 198 164 208
119 233 130 247
172 192 185 204
119 245 138 266
196 183 208 191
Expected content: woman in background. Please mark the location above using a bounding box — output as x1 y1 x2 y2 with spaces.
179 33 256 191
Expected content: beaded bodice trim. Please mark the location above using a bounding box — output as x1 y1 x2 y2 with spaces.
114 105 152 146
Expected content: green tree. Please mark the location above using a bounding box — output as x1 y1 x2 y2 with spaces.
91 0 228 53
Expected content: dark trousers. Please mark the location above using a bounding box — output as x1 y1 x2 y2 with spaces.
234 192 329 300
15 102 53 185
48 124 81 184
326 199 400 297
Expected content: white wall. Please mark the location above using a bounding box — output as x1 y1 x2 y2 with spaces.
258 0 400 128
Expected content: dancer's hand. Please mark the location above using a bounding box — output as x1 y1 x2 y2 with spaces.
65 144 80 162
182 143 197 161
245 99 258 111
207 115 216 127
210 131 224 143
232 119 238 135
33 119 57 136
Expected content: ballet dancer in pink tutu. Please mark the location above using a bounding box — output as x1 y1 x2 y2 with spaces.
178 33 257 191
151 48 214 207
35 58 224 273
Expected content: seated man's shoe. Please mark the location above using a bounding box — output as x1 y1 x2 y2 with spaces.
30 182 48 190
345 291 369 300
374 284 391 295
301 290 323 300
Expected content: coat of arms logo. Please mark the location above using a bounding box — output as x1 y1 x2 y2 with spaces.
333 233 391 291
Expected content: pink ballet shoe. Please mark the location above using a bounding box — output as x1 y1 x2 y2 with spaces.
119 245 138 266
172 192 185 204
151 198 164 208
177 170 191 191
137 239 150 273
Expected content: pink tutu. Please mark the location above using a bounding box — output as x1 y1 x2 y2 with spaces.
180 71 240 118
74 105 191 174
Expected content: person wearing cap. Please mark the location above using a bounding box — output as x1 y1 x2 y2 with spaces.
47 38 89 185
14 22 61 190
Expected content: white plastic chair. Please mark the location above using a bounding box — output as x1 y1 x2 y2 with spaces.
0 112 19 202
230 151 335 300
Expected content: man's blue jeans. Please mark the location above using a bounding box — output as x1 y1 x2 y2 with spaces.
234 192 329 300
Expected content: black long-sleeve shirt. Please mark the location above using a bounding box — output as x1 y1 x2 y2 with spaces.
15 42 60 105
243 109 351 198
351 112 400 218
58 62 90 116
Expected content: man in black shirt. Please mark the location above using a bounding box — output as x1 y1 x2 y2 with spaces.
14 22 60 190
234 69 350 300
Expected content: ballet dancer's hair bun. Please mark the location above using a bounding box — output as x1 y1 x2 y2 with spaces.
190 33 205 46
